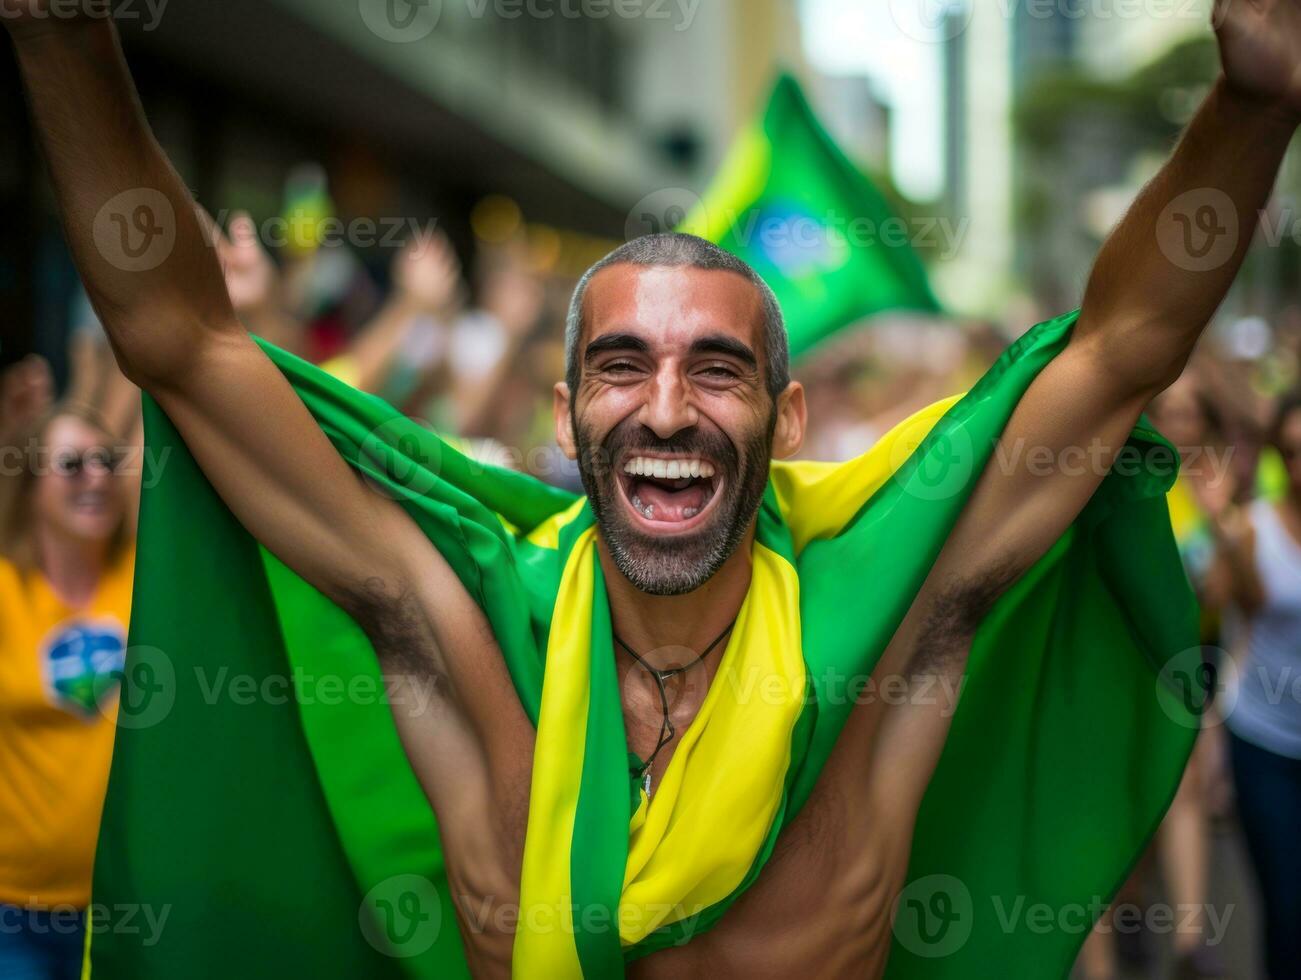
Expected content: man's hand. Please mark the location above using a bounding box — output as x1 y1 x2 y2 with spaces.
1216 0 1301 117
866 1 1301 820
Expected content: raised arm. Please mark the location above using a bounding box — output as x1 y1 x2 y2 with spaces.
7 11 413 604
868 0 1301 820
6 12 534 888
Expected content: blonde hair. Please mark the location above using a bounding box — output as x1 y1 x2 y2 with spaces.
0 402 130 573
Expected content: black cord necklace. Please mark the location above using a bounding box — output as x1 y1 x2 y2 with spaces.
614 619 736 798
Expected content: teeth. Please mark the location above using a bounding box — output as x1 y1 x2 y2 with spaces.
623 457 716 480
682 507 699 519
631 495 655 520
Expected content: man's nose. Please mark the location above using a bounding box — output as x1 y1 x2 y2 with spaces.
638 369 698 440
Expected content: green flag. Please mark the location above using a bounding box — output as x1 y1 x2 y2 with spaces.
90 311 1198 978
680 74 942 356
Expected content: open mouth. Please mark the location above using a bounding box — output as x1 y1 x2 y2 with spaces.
618 454 721 532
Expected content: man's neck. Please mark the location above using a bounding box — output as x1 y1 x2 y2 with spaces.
598 529 755 659
34 525 109 607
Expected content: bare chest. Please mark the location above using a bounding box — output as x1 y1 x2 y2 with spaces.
628 761 904 979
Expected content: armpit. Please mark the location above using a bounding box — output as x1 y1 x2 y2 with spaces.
908 557 1023 676
340 575 445 683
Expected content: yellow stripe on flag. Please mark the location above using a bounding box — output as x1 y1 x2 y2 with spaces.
513 527 598 976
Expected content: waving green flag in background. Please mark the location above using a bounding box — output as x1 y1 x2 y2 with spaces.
89 310 1201 979
680 74 942 356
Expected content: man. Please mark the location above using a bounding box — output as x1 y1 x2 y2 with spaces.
4 1 1299 976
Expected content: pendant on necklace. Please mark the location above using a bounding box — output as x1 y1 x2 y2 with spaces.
642 769 653 799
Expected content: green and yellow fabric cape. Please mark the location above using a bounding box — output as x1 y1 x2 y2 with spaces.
88 310 1202 978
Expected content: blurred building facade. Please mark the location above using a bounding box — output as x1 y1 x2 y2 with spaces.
937 4 1016 317
810 74 891 175
1 0 795 381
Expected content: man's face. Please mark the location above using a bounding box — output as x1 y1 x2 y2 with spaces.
556 264 804 596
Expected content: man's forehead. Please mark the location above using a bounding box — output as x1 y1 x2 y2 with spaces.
582 263 764 351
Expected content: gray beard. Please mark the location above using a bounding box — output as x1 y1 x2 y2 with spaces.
600 503 747 596
574 414 774 597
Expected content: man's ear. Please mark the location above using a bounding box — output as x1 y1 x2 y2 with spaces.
772 382 807 460
554 382 577 460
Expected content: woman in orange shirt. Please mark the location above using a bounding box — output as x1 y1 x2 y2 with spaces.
0 404 134 980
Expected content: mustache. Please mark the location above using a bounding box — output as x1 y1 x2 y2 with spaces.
590 416 739 476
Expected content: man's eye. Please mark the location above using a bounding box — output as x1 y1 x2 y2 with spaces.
604 361 638 374
698 365 738 380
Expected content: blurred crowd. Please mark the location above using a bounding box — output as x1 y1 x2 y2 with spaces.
2 184 1301 980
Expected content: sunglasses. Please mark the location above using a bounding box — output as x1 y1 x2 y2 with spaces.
50 447 125 477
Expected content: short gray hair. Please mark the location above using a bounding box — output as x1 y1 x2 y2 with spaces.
564 233 789 400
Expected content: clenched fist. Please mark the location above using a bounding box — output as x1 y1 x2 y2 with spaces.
1215 0 1301 118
